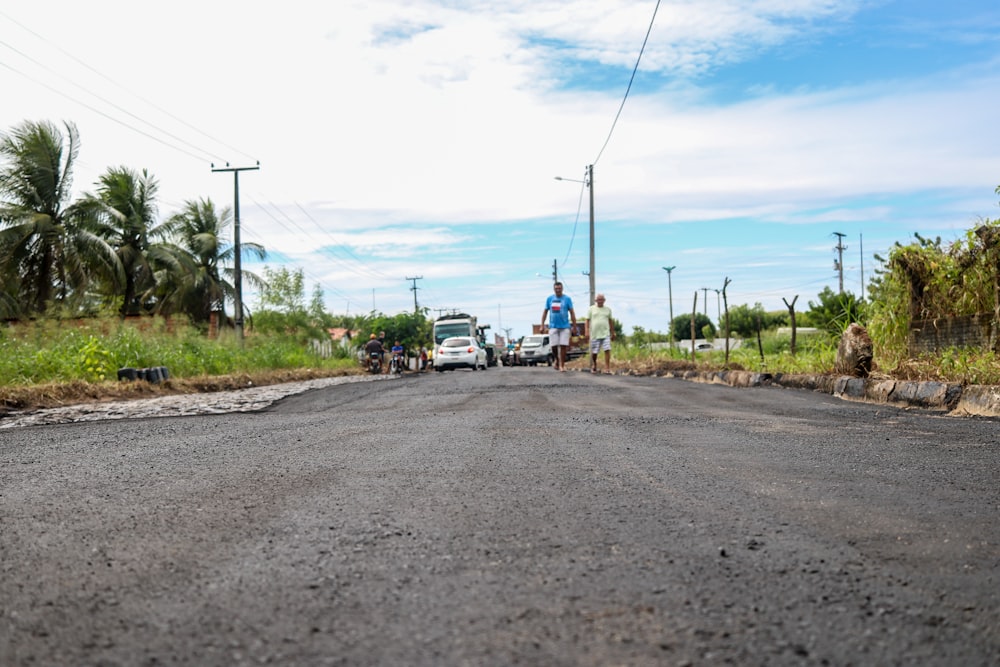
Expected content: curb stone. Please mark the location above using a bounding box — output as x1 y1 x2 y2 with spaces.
659 369 1000 417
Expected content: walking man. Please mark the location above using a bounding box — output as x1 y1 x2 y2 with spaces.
585 293 614 374
540 281 577 372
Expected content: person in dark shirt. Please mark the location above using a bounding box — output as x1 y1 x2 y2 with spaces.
364 334 384 371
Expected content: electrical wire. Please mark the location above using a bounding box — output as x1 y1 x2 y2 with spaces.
0 8 255 165
592 0 662 167
559 0 662 277
562 177 587 269
0 59 208 163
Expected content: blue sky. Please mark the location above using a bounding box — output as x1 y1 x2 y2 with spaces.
2 1 999 340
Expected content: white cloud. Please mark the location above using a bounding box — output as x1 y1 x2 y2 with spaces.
3 1 999 331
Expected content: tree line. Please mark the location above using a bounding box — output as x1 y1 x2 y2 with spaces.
0 119 264 324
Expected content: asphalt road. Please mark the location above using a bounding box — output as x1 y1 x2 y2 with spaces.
1 367 998 666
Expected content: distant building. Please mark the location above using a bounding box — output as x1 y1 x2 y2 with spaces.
327 328 360 348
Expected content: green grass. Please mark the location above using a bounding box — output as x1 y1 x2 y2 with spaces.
3 318 996 388
613 330 998 384
0 317 356 386
609 332 836 375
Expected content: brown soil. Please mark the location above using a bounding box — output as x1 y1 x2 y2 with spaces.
0 367 364 416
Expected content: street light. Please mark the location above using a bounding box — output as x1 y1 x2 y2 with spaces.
554 164 595 306
662 266 675 325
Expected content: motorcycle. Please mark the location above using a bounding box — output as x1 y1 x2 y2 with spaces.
368 352 382 374
389 353 404 375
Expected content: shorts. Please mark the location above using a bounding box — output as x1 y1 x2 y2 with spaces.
549 328 571 346
589 337 611 353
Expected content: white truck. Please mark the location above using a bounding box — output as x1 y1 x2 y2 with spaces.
517 334 553 366
433 313 478 346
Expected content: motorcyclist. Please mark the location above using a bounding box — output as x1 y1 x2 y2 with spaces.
390 340 405 373
364 334 384 372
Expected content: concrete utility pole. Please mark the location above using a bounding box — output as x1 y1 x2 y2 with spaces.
587 164 595 306
833 232 847 295
552 259 559 284
859 233 865 301
662 266 675 325
406 276 423 313
701 287 710 317
211 161 259 345
553 165 595 305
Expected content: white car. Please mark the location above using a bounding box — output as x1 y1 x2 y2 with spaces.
434 337 488 371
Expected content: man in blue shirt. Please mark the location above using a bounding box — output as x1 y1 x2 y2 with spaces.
540 281 577 372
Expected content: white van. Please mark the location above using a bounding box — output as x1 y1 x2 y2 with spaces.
518 335 553 366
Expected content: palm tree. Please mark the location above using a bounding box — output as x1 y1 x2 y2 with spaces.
84 166 178 317
0 120 117 315
161 198 265 325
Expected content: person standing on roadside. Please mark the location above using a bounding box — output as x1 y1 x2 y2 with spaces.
585 293 614 374
540 281 577 372
377 330 387 371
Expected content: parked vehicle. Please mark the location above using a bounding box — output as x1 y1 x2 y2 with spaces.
432 312 494 368
433 313 479 348
434 336 488 371
533 323 588 360
518 335 553 366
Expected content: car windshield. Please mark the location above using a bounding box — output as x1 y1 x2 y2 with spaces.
522 336 543 346
443 338 473 348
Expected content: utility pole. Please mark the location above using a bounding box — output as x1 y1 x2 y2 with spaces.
211 161 259 345
552 259 559 284
859 233 865 301
553 164 594 305
587 164 595 307
833 232 847 295
700 287 710 317
662 266 675 325
714 288 721 324
406 276 423 313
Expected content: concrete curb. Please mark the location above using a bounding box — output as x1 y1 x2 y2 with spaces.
656 369 1000 417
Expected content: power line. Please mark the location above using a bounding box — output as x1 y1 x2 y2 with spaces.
592 0 662 166
558 0 662 282
0 8 256 164
0 59 209 163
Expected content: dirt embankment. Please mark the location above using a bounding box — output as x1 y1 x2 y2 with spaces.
0 367 364 416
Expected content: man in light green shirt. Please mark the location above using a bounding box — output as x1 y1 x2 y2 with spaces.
585 293 614 374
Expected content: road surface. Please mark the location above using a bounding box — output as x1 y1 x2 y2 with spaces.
2 367 998 665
